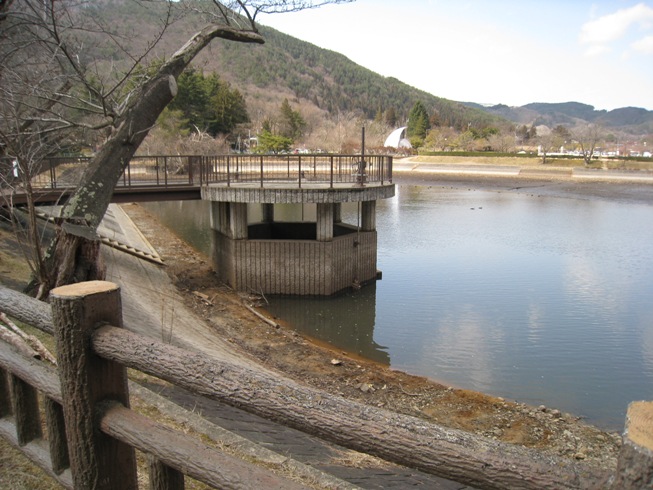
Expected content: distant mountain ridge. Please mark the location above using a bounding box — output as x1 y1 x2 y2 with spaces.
84 2 651 137
462 101 653 135
195 24 512 131
84 1 508 132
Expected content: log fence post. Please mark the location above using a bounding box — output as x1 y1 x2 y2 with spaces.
0 368 9 417
613 401 653 488
44 397 69 475
50 280 137 490
10 374 42 445
148 455 185 490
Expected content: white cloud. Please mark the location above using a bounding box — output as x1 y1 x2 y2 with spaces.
584 44 612 57
632 34 653 53
579 2 653 55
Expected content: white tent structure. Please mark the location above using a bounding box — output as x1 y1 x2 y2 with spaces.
384 127 412 149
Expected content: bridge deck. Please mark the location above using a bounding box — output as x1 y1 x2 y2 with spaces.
2 154 393 206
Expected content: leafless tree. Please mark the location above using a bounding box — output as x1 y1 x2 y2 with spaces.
453 130 475 152
535 126 564 164
0 0 353 298
487 132 515 153
573 123 603 166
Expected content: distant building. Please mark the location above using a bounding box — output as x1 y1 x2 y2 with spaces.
384 127 412 149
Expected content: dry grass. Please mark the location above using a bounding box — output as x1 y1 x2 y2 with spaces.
328 447 389 470
0 438 60 490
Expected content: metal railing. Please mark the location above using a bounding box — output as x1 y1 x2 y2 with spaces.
198 154 393 187
3 154 393 191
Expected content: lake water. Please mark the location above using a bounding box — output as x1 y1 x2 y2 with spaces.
144 185 653 430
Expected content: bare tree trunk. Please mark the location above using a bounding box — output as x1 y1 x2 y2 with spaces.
36 26 263 297
23 178 51 294
62 26 263 229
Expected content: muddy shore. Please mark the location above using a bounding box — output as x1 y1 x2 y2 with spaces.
116 163 653 475
393 157 653 205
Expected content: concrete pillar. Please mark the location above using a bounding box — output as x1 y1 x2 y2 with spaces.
210 202 230 236
262 203 274 223
316 203 334 241
333 203 342 223
229 202 248 239
361 200 376 231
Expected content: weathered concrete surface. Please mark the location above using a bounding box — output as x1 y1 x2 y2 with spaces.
101 204 250 367
202 182 395 203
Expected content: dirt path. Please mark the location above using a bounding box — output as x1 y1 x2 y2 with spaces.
116 201 622 474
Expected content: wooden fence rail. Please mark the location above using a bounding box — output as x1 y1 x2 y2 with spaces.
1 281 308 490
1 281 653 489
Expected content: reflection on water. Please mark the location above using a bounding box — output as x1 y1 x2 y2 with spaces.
144 186 653 430
269 284 390 365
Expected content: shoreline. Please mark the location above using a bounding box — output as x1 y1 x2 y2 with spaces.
392 156 653 205
117 187 626 472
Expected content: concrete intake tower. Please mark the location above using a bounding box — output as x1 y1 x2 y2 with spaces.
200 154 395 296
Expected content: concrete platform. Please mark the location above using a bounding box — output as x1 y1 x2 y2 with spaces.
202 181 395 203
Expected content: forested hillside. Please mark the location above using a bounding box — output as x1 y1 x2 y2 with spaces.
85 1 507 138
211 25 505 129
65 1 650 152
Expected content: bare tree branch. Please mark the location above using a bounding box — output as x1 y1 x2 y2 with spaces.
1 0 355 297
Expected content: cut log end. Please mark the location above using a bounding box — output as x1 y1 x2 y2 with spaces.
626 401 653 450
51 281 119 299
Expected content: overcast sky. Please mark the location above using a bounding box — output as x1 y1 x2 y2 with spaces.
260 0 653 111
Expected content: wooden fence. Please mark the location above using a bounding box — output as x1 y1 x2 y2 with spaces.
0 281 652 489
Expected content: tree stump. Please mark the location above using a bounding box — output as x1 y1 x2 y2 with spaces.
613 401 653 488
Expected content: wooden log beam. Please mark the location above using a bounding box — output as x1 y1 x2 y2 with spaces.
92 324 610 490
0 418 73 489
99 401 310 490
0 341 61 403
0 286 53 334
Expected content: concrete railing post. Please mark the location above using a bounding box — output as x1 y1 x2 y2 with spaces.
613 401 653 488
50 280 137 490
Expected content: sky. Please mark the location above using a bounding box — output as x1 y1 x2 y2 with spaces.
260 0 653 111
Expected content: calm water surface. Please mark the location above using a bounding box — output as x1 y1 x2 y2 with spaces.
145 185 653 430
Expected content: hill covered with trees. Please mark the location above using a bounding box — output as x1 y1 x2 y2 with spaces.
79 0 509 151
38 1 650 154
211 24 506 129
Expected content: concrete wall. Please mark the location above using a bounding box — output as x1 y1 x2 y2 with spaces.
213 230 378 296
